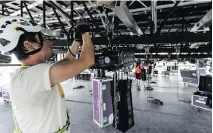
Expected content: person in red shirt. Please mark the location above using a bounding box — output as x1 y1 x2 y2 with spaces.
134 59 143 91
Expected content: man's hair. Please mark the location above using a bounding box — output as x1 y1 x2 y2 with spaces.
10 32 41 61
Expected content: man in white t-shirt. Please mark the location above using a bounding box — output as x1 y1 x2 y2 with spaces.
0 17 94 133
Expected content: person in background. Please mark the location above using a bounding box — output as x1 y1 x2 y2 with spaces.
134 58 143 91
154 62 156 68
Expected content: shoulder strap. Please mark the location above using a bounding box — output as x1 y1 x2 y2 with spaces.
13 115 22 133
20 66 30 69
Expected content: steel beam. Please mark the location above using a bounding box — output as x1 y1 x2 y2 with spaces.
11 0 43 16
176 23 186 33
157 1 180 34
81 2 101 33
52 0 72 27
191 9 212 32
20 1 23 17
7 1 41 12
137 0 147 8
151 0 157 33
3 4 10 16
130 11 204 22
51 32 211 46
48 1 76 24
24 1 211 22
129 0 135 7
23 1 35 24
43 1 46 28
143 47 211 53
39 12 203 25
52 45 211 53
135 54 212 59
52 7 67 35
171 0 176 3
2 4 4 15
107 32 211 44
0 4 14 15
5 3 20 10
115 2 143 35
52 17 199 30
0 1 13 4
168 23 175 33
100 47 212 53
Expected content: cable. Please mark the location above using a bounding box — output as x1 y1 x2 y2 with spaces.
111 0 118 32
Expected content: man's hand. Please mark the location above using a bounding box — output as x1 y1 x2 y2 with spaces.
76 21 90 34
74 21 90 43
74 30 82 43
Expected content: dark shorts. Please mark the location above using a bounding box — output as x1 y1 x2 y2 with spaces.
135 73 142 79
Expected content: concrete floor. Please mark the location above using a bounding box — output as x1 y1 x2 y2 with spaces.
0 74 212 133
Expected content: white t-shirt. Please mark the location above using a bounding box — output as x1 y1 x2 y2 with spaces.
8 63 70 133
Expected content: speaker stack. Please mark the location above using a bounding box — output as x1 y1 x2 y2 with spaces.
111 79 134 132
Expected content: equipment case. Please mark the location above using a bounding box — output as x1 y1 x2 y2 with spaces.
180 70 199 85
92 78 114 128
191 91 212 111
0 88 2 98
2 89 11 102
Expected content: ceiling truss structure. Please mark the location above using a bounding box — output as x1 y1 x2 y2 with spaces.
0 0 212 59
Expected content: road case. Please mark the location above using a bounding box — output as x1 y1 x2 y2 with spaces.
191 91 212 111
92 78 114 128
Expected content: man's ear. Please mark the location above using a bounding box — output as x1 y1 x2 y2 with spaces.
23 41 38 51
23 41 34 51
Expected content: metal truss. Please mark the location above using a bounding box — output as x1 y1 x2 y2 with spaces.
0 0 211 59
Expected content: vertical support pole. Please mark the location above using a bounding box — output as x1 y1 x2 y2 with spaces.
151 0 157 33
43 1 46 28
2 4 4 15
21 1 23 17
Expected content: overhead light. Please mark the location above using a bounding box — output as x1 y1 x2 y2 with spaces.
136 44 144 50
